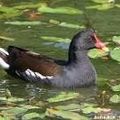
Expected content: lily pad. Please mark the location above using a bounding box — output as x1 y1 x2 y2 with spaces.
47 92 79 103
1 107 28 119
22 112 44 120
0 96 25 102
5 21 46 26
0 6 22 19
111 84 120 92
0 116 10 120
46 108 88 120
0 36 14 41
38 5 82 15
110 47 120 62
110 94 120 103
91 0 109 4
49 19 84 29
88 48 108 58
54 104 81 112
14 2 45 9
86 4 113 10
81 103 111 114
112 36 120 45
41 36 70 43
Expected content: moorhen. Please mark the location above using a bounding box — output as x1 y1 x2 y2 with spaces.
0 29 108 88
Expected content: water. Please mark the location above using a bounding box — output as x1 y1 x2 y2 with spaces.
0 0 120 119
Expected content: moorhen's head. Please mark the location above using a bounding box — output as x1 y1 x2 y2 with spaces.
71 28 108 51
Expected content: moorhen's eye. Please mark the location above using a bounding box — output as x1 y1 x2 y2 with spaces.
91 35 96 43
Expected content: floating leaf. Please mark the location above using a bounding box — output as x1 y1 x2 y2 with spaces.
110 47 120 62
20 105 39 109
41 36 70 43
1 107 28 118
54 104 81 112
86 4 113 10
46 108 88 120
111 84 120 92
22 112 43 120
5 21 46 26
49 19 84 29
115 4 120 8
0 116 10 120
0 6 19 14
0 116 4 120
14 3 45 9
112 36 120 45
49 19 60 24
82 106 102 114
38 5 82 15
88 49 108 58
0 36 14 41
91 0 109 4
59 22 84 29
47 92 79 103
110 94 120 103
0 6 22 19
0 3 46 19
0 96 25 102
81 103 111 114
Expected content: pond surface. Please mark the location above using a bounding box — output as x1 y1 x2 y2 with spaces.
0 0 120 119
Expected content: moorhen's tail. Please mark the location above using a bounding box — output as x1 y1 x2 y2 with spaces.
0 48 9 69
0 46 54 85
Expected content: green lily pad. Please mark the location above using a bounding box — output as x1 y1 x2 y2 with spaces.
81 103 111 114
110 47 120 62
49 19 84 29
91 0 109 4
0 6 22 19
59 22 84 29
20 105 40 109
82 106 102 114
54 104 81 112
112 36 120 45
46 108 88 120
0 96 25 102
41 36 70 43
111 84 120 92
88 49 108 58
110 94 120 103
38 5 82 15
116 4 120 8
47 92 79 103
14 2 45 9
0 116 10 120
5 21 46 26
1 107 28 119
22 112 44 120
0 36 14 41
86 4 113 10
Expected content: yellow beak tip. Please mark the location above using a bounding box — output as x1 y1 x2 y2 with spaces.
102 47 109 52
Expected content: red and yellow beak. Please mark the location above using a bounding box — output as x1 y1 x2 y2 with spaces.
93 33 109 52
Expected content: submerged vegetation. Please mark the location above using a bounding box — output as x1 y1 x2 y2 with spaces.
0 0 120 119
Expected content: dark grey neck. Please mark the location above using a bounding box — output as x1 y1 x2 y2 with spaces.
68 49 90 64
68 41 90 64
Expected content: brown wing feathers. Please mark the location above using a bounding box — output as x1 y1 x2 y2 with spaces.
7 46 61 76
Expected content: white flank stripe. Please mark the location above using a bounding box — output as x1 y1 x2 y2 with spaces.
35 72 46 79
0 48 9 55
27 69 36 77
25 69 31 76
0 58 9 69
25 69 53 80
